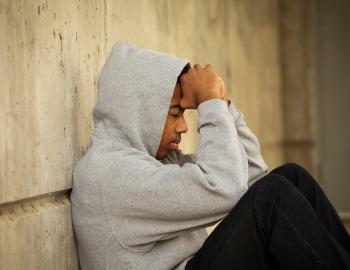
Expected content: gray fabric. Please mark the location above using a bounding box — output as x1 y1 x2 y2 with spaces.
168 102 269 188
70 41 268 270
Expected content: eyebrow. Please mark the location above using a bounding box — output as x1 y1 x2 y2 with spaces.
170 104 182 109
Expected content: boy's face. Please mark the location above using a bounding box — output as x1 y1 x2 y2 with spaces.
156 82 188 160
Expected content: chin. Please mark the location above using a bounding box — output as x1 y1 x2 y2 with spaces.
156 151 167 160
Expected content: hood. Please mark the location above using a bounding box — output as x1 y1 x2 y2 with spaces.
91 42 189 158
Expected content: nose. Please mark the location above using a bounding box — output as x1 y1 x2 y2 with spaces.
176 114 188 134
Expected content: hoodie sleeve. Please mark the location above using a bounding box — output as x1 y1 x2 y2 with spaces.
227 101 269 187
178 100 269 188
102 99 249 252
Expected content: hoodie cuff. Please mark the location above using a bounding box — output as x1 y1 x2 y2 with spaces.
227 99 241 122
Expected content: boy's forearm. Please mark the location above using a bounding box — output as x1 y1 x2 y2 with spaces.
178 96 268 187
225 97 269 186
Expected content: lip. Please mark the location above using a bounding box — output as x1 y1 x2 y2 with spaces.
170 142 179 149
169 138 181 150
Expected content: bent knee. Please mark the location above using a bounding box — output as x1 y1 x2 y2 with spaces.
271 162 308 177
250 173 296 197
283 162 307 172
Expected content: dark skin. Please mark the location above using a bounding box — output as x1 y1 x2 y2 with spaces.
155 82 188 160
155 64 229 160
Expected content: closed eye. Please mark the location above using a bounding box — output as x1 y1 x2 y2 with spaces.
169 105 185 117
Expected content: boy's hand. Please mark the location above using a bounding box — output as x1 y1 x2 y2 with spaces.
179 64 221 109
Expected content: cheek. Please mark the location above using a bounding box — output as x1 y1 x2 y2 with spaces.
161 122 175 143
162 129 172 143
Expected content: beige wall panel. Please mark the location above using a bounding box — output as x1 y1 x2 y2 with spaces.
0 0 105 204
226 0 283 145
316 0 350 211
262 144 285 171
225 0 283 167
0 194 79 269
280 0 315 141
279 0 317 174
284 144 313 172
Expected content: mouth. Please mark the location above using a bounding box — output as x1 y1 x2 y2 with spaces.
170 138 181 150
170 142 179 150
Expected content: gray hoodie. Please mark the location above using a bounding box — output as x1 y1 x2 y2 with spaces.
70 41 268 270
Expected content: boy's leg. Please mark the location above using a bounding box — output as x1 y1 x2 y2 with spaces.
185 173 350 270
270 163 350 253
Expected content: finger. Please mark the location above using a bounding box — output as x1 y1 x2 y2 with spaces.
218 76 225 89
180 98 196 110
218 77 226 98
205 64 212 69
180 99 189 110
193 64 201 69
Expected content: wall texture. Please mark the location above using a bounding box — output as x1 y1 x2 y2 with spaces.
1 0 301 268
316 0 350 212
280 0 317 174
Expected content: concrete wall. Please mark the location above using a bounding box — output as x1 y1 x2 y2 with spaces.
316 0 350 212
1 0 287 268
279 0 317 174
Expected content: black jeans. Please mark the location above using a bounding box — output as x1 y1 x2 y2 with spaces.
185 163 350 270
